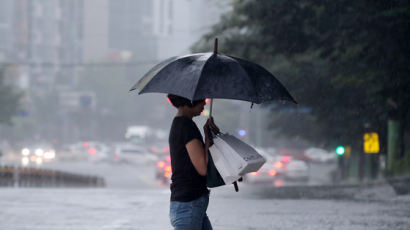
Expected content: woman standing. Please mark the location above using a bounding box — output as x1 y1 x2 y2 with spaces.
167 94 219 230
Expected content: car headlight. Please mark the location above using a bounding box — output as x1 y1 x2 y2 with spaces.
44 150 56 159
36 157 43 165
21 148 30 156
21 157 29 166
35 148 44 156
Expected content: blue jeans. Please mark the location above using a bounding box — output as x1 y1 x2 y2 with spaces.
169 194 213 230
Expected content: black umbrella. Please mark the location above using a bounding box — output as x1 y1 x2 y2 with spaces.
130 39 296 114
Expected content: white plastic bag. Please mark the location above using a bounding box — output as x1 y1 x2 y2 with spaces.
209 133 266 184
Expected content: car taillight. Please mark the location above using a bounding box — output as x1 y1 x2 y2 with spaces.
274 161 284 169
282 156 291 163
88 148 97 155
164 165 172 178
157 161 166 168
275 179 283 187
166 156 171 162
163 147 169 153
151 147 158 153
268 169 277 176
251 172 259 176
164 171 171 178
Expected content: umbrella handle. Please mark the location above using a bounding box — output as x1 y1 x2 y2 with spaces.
214 38 218 54
209 98 213 118
209 38 217 118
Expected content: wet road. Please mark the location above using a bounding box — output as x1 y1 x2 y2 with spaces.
1 161 409 229
1 185 409 230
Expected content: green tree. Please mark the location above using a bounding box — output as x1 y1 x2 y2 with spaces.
192 0 410 154
0 66 21 124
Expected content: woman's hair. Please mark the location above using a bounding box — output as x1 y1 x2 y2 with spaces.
167 94 205 108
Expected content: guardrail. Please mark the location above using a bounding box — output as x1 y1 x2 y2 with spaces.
387 175 410 195
0 165 105 188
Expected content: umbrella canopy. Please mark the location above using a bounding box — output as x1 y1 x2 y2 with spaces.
130 51 296 104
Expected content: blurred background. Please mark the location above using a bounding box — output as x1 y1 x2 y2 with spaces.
0 0 409 189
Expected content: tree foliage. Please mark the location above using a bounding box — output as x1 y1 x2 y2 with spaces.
192 0 410 150
0 66 21 124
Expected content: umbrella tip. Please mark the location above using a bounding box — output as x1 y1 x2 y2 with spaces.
214 38 218 54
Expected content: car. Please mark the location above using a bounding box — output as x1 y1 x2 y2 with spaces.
279 148 313 163
20 144 56 166
64 141 113 163
155 154 172 183
283 160 310 181
244 160 280 183
114 144 157 165
304 147 337 163
125 126 168 146
147 141 170 156
85 142 112 163
244 148 283 183
57 144 86 161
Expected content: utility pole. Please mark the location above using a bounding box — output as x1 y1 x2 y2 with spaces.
255 106 263 147
387 120 400 174
363 123 380 180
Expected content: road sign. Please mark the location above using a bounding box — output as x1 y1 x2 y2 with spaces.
59 91 96 109
364 132 380 154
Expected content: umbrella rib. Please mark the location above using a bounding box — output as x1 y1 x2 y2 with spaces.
229 55 297 104
130 55 179 92
191 53 213 101
226 56 260 103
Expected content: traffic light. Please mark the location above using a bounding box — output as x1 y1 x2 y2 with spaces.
336 146 345 156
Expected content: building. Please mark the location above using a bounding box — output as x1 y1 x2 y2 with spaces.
0 0 84 91
0 0 85 143
0 0 14 62
0 0 231 143
107 0 230 62
83 0 109 62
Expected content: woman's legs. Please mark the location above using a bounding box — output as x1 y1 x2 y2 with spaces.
169 201 193 230
201 213 213 230
170 194 212 230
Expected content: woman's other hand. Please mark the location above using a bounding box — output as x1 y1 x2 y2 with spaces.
204 117 220 135
203 117 219 149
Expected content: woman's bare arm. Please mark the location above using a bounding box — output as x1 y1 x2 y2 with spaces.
186 139 208 176
185 117 219 177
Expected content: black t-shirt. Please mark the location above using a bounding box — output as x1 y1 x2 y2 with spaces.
169 116 209 202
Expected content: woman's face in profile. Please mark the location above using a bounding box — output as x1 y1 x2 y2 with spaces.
191 100 206 117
